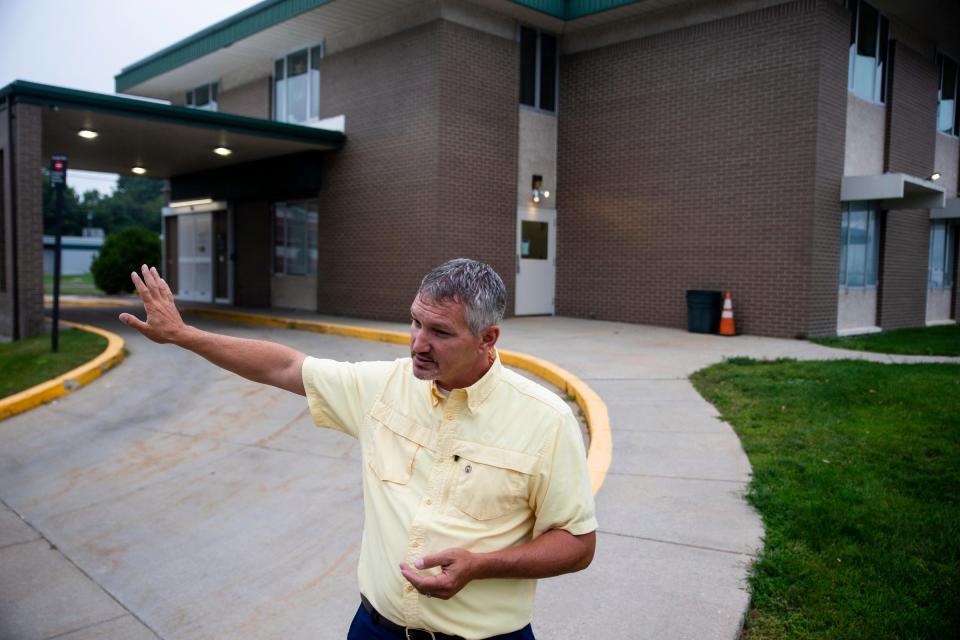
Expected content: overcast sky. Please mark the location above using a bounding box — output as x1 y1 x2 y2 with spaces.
0 0 256 195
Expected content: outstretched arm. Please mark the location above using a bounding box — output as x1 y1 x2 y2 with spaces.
119 264 306 396
399 528 595 600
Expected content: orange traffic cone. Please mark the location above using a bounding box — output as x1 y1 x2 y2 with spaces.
719 292 736 336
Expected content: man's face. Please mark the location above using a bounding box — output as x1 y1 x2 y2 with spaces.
410 295 493 390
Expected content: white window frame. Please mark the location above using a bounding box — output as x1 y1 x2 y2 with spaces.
185 81 219 111
839 202 881 289
928 221 956 289
936 51 960 138
273 200 319 277
273 42 324 124
847 0 889 105
518 25 559 115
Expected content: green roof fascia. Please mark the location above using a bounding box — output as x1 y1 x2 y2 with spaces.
114 0 334 93
0 80 345 147
509 0 642 20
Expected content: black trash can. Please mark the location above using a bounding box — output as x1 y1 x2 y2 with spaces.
686 290 723 334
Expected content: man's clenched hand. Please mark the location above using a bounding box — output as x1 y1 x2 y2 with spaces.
118 264 188 344
400 548 478 600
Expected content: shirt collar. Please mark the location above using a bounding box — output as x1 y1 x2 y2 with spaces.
429 349 502 412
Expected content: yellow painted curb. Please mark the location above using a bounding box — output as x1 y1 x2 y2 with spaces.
0 322 125 421
184 307 611 494
44 295 141 308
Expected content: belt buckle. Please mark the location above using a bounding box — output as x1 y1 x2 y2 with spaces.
405 628 437 640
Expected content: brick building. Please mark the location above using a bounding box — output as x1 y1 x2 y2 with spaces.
2 0 958 339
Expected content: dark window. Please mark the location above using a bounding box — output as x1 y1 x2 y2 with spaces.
520 27 537 107
938 52 960 137
194 84 209 107
848 0 889 104
521 221 549 260
184 82 217 111
519 26 557 113
539 33 557 112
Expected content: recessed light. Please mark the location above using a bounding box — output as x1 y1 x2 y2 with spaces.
213 147 232 156
131 167 147 175
78 129 98 140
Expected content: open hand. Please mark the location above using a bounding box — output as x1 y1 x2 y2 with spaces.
399 548 478 600
118 264 187 344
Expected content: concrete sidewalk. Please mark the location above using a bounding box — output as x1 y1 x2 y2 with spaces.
2 306 956 640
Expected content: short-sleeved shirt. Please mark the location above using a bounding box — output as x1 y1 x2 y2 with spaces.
302 351 597 639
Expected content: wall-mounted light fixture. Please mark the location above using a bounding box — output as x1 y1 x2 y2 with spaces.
213 146 232 157
929 172 942 181
77 129 99 140
532 175 551 204
131 166 147 175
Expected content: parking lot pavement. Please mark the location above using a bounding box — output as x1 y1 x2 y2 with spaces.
11 305 926 639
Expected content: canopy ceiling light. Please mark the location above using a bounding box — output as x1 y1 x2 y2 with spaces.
929 172 942 181
131 166 147 175
77 129 99 140
169 198 214 208
213 146 232 156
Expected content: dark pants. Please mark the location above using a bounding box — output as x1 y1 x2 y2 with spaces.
347 603 536 640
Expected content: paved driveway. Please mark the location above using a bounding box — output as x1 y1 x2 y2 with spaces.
3 307 952 640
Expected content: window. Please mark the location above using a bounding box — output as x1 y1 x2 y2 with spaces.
185 81 218 111
839 202 881 288
928 221 956 288
520 27 557 113
274 44 323 124
937 52 960 137
847 0 889 104
274 201 319 276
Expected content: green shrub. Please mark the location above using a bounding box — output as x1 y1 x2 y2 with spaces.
91 227 161 294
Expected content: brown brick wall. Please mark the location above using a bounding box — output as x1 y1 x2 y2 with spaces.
880 40 938 329
557 0 841 337
0 102 44 339
218 78 271 119
314 19 517 321
805 0 849 336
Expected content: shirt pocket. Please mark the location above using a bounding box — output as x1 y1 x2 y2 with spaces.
451 440 539 521
366 400 434 485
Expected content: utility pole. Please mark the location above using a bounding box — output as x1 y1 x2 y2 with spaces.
50 154 68 353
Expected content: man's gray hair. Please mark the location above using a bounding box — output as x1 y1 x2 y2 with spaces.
418 258 506 335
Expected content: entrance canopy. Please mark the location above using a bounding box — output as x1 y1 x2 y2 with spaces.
840 173 946 210
0 81 344 178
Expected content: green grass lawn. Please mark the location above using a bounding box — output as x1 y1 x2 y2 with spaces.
43 272 104 296
812 324 960 357
691 358 960 640
0 329 108 399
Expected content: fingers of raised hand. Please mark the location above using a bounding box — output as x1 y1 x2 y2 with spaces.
118 312 149 334
130 271 150 300
151 266 173 299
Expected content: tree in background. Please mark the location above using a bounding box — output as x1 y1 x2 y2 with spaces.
90 228 161 294
43 173 164 236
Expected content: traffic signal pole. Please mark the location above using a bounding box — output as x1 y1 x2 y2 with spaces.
50 154 68 353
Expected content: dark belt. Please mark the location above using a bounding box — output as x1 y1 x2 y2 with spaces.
361 594 465 640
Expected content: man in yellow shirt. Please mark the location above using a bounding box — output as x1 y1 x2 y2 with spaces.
120 258 597 640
